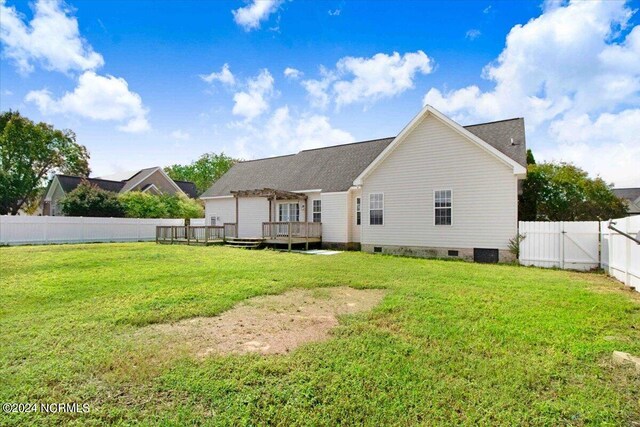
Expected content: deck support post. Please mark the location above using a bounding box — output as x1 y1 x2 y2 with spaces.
171 226 174 245
187 225 190 245
305 222 309 251
288 222 292 252
204 225 208 246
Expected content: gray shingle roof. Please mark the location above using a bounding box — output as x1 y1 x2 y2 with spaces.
612 188 640 202
56 175 125 193
119 167 160 193
202 118 527 197
464 118 527 167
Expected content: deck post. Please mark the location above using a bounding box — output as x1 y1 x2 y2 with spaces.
155 227 159 244
171 226 174 245
187 225 191 245
288 222 292 252
204 226 208 246
305 222 309 251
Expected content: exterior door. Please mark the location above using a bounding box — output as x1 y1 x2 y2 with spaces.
278 203 300 235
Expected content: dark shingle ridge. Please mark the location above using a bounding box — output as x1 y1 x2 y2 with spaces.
57 174 124 184
464 117 523 127
300 137 396 153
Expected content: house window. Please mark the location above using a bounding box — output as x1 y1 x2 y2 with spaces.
278 203 300 222
312 200 321 223
356 197 361 225
369 193 384 225
434 190 452 225
210 215 217 226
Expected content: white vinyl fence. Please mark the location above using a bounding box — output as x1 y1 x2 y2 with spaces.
519 221 601 270
0 216 186 245
519 216 639 291
601 216 640 290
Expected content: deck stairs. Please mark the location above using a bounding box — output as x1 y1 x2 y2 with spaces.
225 237 264 249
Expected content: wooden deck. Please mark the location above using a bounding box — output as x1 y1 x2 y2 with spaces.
262 222 322 251
156 223 236 245
156 222 321 251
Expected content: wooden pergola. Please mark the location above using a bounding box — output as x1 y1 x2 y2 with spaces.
231 188 308 223
230 188 307 200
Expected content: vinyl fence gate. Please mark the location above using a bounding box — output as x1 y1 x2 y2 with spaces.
519 221 601 271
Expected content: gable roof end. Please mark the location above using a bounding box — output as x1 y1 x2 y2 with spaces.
353 105 527 186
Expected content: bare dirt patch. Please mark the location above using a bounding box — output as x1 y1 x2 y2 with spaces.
139 287 385 357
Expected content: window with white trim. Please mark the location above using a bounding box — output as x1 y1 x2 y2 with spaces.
210 215 217 226
312 200 321 223
434 190 452 225
278 203 300 222
369 193 383 225
356 197 361 225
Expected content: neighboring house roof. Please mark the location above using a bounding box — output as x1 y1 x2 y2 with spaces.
46 167 197 199
612 188 640 202
175 180 198 198
56 175 126 193
202 106 528 197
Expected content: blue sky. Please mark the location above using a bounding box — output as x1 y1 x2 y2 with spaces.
1 0 639 186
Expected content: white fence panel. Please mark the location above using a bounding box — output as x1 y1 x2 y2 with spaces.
519 221 600 270
0 216 186 245
601 216 640 290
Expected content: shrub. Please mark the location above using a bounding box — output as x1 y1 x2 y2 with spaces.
59 181 125 217
118 191 203 219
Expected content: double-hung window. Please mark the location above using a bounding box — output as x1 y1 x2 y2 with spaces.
369 193 384 225
312 200 322 223
356 197 361 225
434 190 452 225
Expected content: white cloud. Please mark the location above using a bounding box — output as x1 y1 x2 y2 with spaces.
303 51 433 108
232 0 282 31
466 29 481 40
0 0 104 74
229 105 353 157
423 0 640 186
328 9 341 16
26 71 150 133
231 69 275 121
483 5 492 14
171 129 191 141
284 67 302 79
200 63 235 86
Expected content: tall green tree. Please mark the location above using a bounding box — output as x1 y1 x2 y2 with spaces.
0 111 90 215
519 160 627 221
165 152 237 196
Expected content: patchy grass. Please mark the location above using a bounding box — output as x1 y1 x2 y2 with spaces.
0 243 639 426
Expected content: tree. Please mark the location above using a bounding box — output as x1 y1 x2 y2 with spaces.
0 111 90 215
165 152 238 196
518 161 627 221
59 181 125 217
118 191 204 219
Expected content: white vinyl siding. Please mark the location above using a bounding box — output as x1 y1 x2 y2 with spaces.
361 114 518 250
349 189 362 243
204 198 235 228
238 197 269 238
320 192 349 243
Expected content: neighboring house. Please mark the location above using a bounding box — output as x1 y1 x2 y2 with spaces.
43 166 197 216
201 105 527 262
612 188 640 215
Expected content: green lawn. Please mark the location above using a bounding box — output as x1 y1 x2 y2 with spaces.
1 243 639 426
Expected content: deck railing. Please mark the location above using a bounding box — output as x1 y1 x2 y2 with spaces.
224 222 237 238
156 225 225 245
262 222 322 240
